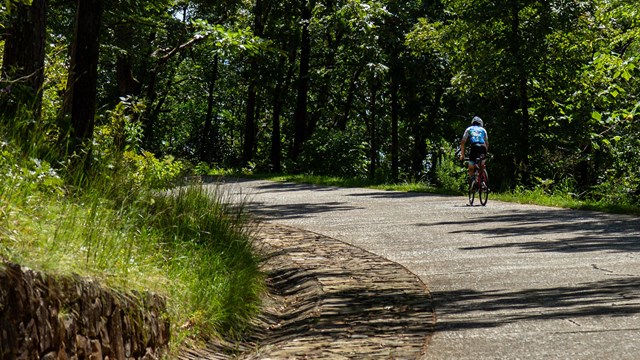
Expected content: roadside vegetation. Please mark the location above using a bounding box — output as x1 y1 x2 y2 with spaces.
267 173 640 216
202 157 640 217
0 113 264 351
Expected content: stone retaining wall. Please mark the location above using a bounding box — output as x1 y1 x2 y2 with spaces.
0 261 170 360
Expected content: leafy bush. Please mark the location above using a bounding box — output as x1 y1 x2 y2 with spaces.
0 134 65 203
121 151 185 189
93 98 185 191
296 128 368 177
434 149 466 193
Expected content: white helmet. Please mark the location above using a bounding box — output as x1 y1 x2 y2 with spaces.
471 116 483 127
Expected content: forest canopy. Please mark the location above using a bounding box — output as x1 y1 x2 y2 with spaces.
1 0 639 204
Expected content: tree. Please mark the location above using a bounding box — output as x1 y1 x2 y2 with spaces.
66 0 104 164
1 0 47 120
242 0 268 166
291 0 314 162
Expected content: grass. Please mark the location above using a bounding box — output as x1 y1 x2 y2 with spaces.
0 139 264 352
493 187 640 216
218 171 442 193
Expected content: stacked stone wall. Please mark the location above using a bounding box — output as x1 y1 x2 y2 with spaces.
0 261 170 360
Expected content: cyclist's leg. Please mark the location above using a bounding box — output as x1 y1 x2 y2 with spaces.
478 146 488 182
480 159 488 180
469 144 480 180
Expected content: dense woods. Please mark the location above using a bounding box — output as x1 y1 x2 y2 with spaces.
1 0 639 203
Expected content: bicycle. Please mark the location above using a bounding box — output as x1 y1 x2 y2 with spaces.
467 154 489 206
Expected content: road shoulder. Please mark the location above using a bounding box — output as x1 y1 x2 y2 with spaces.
180 222 435 359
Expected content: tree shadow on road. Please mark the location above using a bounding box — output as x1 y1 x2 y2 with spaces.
238 224 436 358
425 208 640 253
346 191 456 199
250 266 435 346
244 200 362 220
431 276 640 331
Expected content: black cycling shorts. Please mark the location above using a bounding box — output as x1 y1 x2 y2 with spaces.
469 143 487 165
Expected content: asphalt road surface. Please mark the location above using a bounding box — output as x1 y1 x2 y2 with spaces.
216 178 640 359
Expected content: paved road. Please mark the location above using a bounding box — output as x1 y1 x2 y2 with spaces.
217 178 640 359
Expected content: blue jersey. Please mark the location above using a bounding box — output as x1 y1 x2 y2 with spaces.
462 125 487 144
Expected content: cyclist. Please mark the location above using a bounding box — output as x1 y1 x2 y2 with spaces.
459 116 489 182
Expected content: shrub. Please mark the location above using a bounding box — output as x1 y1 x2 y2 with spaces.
434 149 466 193
297 128 368 177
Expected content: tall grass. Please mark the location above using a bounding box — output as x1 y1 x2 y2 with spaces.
0 113 264 350
147 185 263 341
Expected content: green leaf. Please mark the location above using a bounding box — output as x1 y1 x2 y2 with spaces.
592 111 602 121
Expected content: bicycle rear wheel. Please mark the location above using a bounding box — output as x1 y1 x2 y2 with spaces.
468 180 477 205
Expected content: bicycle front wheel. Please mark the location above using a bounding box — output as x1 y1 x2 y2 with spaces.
478 170 489 206
479 180 488 206
468 180 477 206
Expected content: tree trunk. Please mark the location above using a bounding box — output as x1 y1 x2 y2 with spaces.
271 74 284 172
113 21 141 98
509 0 531 183
337 64 363 131
144 54 184 150
291 0 313 161
1 0 47 121
242 0 266 166
115 56 141 97
368 76 379 181
390 66 400 182
201 54 219 163
243 68 258 166
271 91 282 172
68 0 104 164
271 49 295 172
406 85 424 178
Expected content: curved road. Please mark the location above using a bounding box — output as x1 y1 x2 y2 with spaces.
217 178 640 359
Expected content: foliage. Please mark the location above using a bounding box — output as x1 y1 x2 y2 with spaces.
0 139 64 199
121 151 185 189
93 97 185 191
296 128 368 177
4 0 640 206
434 149 466 193
0 129 263 349
4 0 640 349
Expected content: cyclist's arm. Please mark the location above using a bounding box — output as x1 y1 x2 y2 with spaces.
484 130 489 151
460 129 469 160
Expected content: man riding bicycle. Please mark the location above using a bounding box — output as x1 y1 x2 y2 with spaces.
459 116 489 181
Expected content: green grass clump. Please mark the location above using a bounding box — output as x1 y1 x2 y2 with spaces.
147 186 263 341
